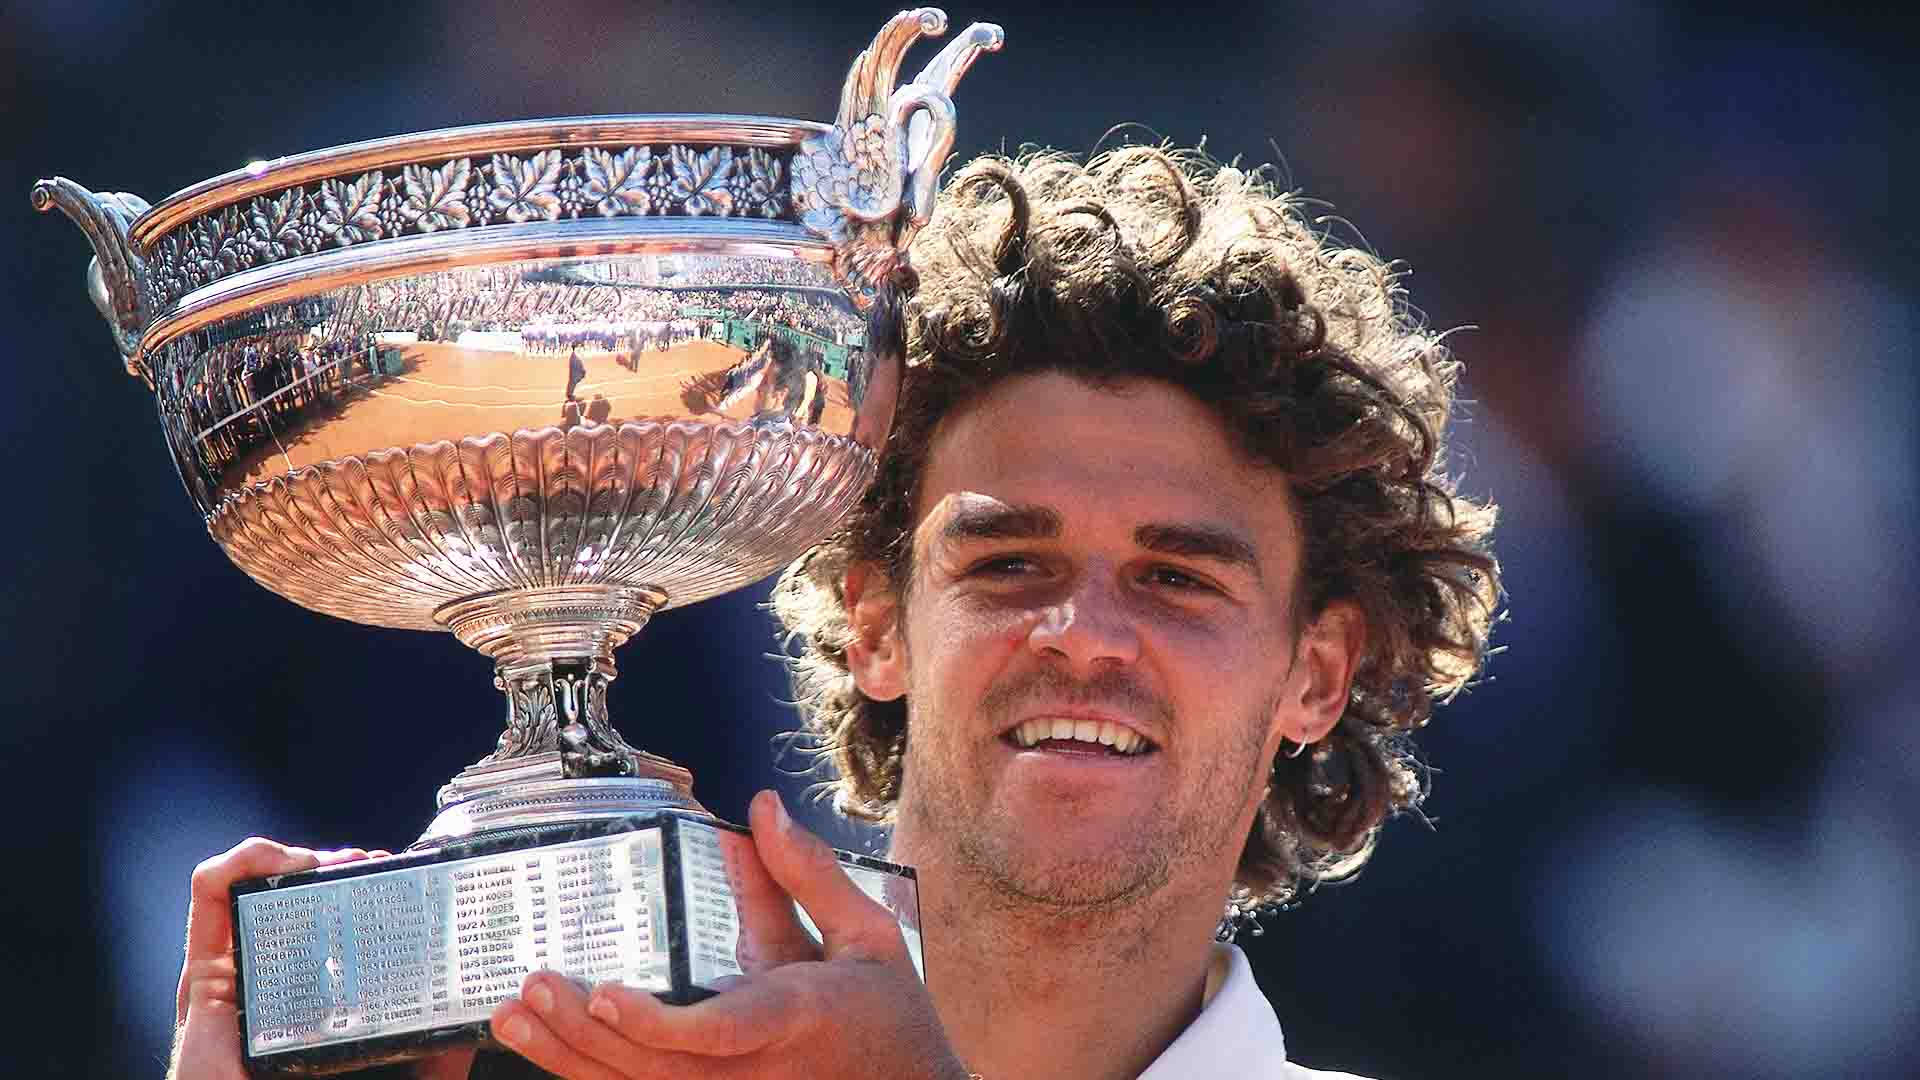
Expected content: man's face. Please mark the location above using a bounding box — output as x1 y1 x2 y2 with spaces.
857 372 1345 912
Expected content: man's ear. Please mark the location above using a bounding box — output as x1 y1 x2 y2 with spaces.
843 561 906 702
1281 599 1367 745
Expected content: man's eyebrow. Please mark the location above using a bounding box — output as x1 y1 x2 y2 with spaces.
938 503 1063 544
1134 522 1262 577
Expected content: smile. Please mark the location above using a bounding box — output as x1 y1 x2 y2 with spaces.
1005 717 1154 756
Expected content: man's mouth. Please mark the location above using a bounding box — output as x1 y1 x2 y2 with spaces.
1004 717 1156 757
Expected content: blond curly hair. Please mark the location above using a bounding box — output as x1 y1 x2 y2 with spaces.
772 146 1499 916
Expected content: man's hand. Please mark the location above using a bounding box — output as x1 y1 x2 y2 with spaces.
488 791 969 1080
167 837 475 1080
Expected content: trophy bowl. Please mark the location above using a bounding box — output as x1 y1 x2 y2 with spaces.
36 8 999 1073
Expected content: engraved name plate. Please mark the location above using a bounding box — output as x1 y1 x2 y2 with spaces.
230 812 919 1072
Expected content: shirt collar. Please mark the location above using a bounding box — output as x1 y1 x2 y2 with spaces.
1138 943 1288 1076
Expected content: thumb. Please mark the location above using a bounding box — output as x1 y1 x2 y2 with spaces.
724 801 823 973
746 790 905 965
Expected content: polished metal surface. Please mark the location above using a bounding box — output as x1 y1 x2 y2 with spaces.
33 10 995 978
152 252 883 630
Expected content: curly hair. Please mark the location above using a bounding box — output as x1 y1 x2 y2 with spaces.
772 146 1499 917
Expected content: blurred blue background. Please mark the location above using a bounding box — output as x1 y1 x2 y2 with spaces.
4 2 1915 1076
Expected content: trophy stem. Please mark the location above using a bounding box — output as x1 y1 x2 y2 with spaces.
417 584 706 847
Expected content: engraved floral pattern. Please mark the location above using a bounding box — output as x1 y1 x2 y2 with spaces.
319 170 386 247
489 150 563 223
151 233 187 301
401 158 472 232
728 148 787 219
464 180 496 227
375 184 410 237
186 209 226 286
144 144 799 308
557 170 587 218
580 146 657 216
669 146 736 216
246 189 310 262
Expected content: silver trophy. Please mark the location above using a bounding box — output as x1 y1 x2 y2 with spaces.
36 9 998 1074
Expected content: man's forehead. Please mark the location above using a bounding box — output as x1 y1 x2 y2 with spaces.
919 373 1280 485
904 371 1300 562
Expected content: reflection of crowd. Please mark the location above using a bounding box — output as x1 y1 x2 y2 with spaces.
388 264 863 346
676 288 855 342
667 254 824 288
522 317 712 358
156 260 868 494
158 327 386 487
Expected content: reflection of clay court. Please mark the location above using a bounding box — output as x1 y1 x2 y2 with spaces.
223 341 854 487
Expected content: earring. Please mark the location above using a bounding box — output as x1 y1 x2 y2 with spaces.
1281 736 1311 759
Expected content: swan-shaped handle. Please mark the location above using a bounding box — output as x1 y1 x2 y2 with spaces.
791 9 1002 307
31 177 153 380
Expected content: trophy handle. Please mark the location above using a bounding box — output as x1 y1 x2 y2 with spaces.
792 8 999 306
31 177 153 380
902 22 1004 232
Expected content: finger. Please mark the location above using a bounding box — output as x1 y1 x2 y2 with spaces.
184 838 320 960
180 838 324 1024
721 809 823 973
515 972 662 1077
584 975 803 1058
494 980 727 1080
490 997 629 1080
180 844 373 1022
747 791 906 964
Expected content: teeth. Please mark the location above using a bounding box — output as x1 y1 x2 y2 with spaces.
1010 718 1148 754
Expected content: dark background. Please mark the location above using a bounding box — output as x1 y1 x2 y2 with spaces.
5 2 1915 1076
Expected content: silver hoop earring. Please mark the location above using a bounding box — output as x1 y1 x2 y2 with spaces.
1282 736 1311 759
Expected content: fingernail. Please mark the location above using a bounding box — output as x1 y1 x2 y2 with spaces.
589 995 619 1025
773 795 793 832
499 1015 531 1046
525 982 553 1014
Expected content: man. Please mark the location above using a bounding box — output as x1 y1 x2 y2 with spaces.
171 147 1498 1079
566 346 587 402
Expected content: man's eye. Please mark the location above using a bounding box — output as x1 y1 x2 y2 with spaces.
971 555 1038 577
1145 566 1215 592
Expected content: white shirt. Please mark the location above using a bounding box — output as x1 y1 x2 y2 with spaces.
1138 944 1376 1079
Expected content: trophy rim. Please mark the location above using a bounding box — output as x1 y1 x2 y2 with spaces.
139 216 832 358
128 113 833 252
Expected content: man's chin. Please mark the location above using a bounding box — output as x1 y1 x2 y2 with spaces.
961 834 1173 912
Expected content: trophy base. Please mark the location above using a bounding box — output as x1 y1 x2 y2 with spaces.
230 810 920 1076
419 768 704 848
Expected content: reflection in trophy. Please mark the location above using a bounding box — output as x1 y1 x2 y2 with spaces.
35 9 998 1074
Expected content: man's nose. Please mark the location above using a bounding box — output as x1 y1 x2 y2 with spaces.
1026 570 1141 671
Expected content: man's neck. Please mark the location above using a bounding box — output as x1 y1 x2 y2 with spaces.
889 827 1224 1080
